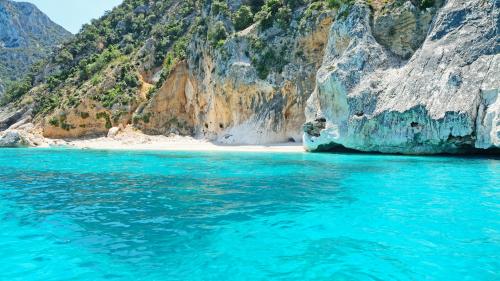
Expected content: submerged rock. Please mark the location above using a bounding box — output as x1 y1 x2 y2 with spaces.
304 0 500 154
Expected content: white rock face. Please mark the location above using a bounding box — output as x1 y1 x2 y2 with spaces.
304 0 500 154
0 130 29 147
107 127 121 138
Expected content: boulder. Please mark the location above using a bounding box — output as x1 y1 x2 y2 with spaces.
107 127 121 138
0 131 30 147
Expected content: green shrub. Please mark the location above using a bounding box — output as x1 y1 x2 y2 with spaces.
276 5 292 28
250 40 289 79
142 113 151 123
207 21 228 48
284 0 304 9
133 114 142 125
124 43 135 54
157 52 176 87
0 61 45 106
96 112 112 129
254 0 280 30
90 75 103 86
35 94 59 115
80 112 90 119
79 46 122 81
55 49 74 64
146 86 157 99
151 20 189 66
108 87 127 108
122 71 139 88
233 5 254 31
60 120 75 131
250 37 265 52
254 0 294 30
327 0 353 9
0 80 32 106
133 113 152 124
49 117 60 127
67 94 80 108
173 37 189 59
419 0 434 8
247 0 266 12
211 0 229 16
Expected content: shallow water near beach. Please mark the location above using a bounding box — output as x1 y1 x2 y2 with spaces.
0 148 498 280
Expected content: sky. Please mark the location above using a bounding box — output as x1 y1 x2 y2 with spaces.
15 0 123 34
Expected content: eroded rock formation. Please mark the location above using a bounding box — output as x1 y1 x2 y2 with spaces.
1 0 498 154
0 130 29 147
131 14 334 144
304 0 499 154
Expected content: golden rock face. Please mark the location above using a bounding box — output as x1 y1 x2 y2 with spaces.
40 23 332 144
42 99 133 139
37 4 335 144
136 61 309 144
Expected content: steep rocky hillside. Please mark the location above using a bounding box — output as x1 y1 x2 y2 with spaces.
1 0 498 154
0 0 71 96
1 0 340 143
304 0 499 154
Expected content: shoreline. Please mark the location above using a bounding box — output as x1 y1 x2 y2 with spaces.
1 125 305 153
43 132 305 153
66 140 305 153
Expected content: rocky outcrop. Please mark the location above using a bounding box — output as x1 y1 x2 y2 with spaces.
0 130 29 147
304 0 499 154
40 99 135 139
132 14 334 145
2 0 498 154
12 1 333 144
0 0 71 94
0 106 31 131
107 127 121 138
372 0 443 59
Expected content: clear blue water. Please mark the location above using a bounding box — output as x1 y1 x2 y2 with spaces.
0 148 499 281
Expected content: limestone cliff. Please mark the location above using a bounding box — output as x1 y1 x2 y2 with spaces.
0 0 334 145
304 0 499 154
0 0 498 154
135 14 332 144
0 0 71 96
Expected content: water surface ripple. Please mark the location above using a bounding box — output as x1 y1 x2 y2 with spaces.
0 149 498 280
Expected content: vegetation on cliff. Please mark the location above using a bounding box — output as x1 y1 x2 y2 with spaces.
3 0 349 104
1 0 345 135
0 0 71 96
2 0 440 142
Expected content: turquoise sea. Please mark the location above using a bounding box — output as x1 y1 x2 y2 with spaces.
0 148 499 281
